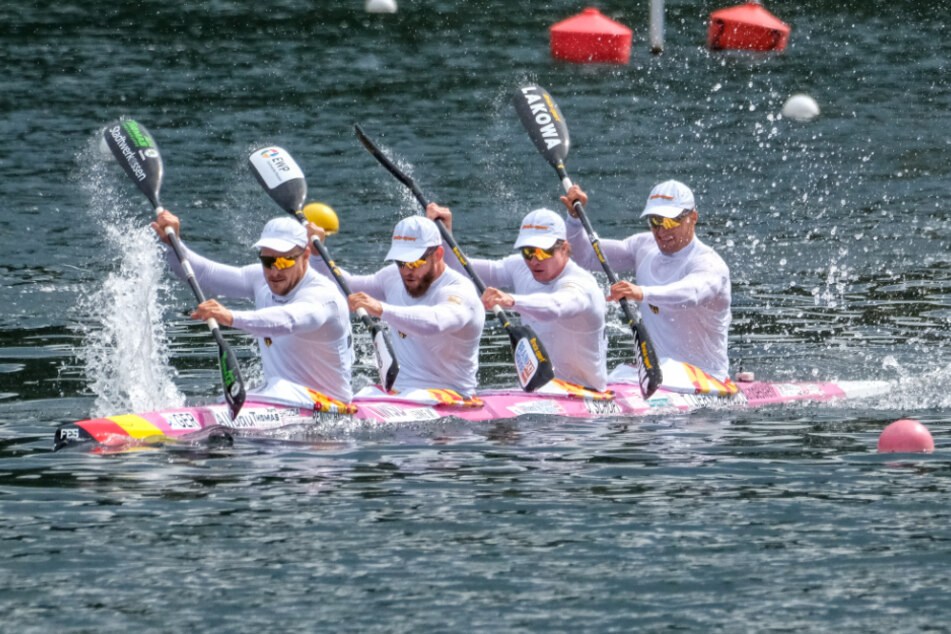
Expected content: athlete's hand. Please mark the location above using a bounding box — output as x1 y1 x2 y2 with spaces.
306 222 326 244
349 292 383 317
560 185 588 218
426 202 452 233
191 299 233 326
607 280 644 303
151 209 181 245
481 287 515 310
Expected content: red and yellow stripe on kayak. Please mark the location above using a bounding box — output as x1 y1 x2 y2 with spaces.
77 414 165 445
423 388 484 408
683 363 738 396
306 388 359 414
550 379 615 400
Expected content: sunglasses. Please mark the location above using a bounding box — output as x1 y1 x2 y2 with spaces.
396 247 436 270
647 210 692 230
520 244 559 261
259 249 306 270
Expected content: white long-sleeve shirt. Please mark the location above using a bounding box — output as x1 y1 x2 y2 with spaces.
567 217 731 378
447 253 607 391
313 258 485 396
165 243 353 402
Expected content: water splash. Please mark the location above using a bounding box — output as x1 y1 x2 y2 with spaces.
74 138 184 416
882 356 951 411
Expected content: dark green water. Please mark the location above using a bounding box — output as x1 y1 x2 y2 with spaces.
2 1 951 630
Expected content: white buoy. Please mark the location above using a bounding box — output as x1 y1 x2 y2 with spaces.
365 0 397 13
782 94 820 122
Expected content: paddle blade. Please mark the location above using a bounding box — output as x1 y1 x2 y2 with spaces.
508 324 556 392
213 330 247 419
632 320 662 399
370 324 400 392
513 84 570 168
248 146 307 214
103 119 164 208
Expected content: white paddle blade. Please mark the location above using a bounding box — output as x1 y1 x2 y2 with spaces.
249 146 305 188
248 146 307 213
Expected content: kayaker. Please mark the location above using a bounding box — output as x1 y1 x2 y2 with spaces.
308 216 485 397
561 180 731 379
426 204 608 392
152 211 354 404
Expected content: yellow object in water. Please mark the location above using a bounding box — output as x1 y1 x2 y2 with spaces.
303 202 339 235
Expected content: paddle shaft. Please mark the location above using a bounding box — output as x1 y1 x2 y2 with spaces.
354 128 519 327
290 210 377 330
247 144 399 392
555 171 628 307
558 168 661 395
161 219 211 318
512 83 661 397
353 123 554 392
158 214 244 364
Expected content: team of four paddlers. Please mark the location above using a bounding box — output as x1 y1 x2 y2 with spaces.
151 173 730 411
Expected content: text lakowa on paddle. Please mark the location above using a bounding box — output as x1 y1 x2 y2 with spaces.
519 86 563 150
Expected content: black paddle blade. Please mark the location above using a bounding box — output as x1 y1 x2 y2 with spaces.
631 320 662 399
248 146 307 213
508 324 555 392
213 330 246 420
369 323 400 392
103 119 164 208
512 84 571 168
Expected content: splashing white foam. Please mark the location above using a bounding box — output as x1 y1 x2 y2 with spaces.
77 223 184 416
75 139 184 416
882 357 951 410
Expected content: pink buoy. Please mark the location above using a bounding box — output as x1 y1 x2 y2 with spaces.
708 1 790 52
550 7 632 64
877 419 935 454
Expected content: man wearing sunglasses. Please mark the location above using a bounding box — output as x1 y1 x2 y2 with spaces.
152 212 354 404
560 180 731 380
309 216 484 397
426 205 607 392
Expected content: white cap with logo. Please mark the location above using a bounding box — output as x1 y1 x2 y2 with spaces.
640 180 696 219
252 217 308 252
513 208 566 250
385 216 442 262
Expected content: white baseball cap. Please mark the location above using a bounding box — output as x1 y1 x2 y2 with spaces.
640 180 696 219
513 208 566 250
252 217 308 252
385 216 442 262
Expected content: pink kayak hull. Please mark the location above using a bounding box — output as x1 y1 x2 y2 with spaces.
53 378 890 451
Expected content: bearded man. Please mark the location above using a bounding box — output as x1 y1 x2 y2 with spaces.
310 216 484 396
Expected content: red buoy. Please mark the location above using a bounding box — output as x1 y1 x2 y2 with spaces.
877 419 935 454
708 1 790 52
550 7 632 64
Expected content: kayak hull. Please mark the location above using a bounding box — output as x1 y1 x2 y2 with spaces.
53 378 891 451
